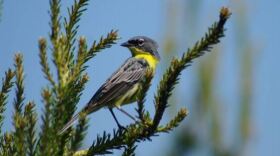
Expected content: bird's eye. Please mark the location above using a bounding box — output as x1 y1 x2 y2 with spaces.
138 38 144 46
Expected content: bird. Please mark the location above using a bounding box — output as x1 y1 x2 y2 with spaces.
58 36 160 134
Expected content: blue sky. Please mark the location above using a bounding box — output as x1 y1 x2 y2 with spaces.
0 0 279 155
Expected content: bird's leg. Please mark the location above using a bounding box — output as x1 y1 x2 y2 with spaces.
116 106 137 122
109 108 125 130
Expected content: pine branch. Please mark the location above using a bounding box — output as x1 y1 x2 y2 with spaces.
39 38 56 86
72 37 88 80
52 35 69 86
43 4 76 155
86 120 167 155
36 16 92 154
59 31 119 154
122 142 136 156
40 1 116 155
182 7 230 63
73 149 88 156
152 7 231 131
87 129 126 155
0 70 15 155
64 0 89 54
86 30 119 62
0 133 16 156
70 112 89 152
52 31 118 140
72 32 119 81
46 0 64 138
49 0 65 88
157 108 188 133
0 69 15 134
38 1 110 155
49 0 61 42
68 38 89 98
23 102 37 156
136 69 153 122
38 88 54 156
13 54 25 114
12 53 27 156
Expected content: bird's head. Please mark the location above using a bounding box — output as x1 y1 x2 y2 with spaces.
121 36 160 61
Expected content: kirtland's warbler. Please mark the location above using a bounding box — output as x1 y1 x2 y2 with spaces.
59 36 160 134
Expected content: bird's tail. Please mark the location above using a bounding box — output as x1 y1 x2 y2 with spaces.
58 113 80 135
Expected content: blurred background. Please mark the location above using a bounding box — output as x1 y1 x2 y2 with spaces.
0 0 279 155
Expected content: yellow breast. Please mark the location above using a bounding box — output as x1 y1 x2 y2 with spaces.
129 47 159 70
134 53 158 70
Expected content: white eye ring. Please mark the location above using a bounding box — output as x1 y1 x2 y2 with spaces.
138 38 144 46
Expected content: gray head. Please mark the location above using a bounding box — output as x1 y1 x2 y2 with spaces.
121 36 160 60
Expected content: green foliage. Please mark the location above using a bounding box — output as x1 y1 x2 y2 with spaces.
13 54 26 156
70 113 89 153
136 69 153 123
0 69 14 134
0 133 16 156
64 0 89 53
37 0 118 155
24 102 37 156
122 142 136 156
0 0 230 155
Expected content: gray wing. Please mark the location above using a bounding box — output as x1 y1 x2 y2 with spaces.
84 57 148 113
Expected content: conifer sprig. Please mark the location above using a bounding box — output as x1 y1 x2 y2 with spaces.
24 102 37 156
158 108 188 133
38 1 119 155
12 54 27 155
70 113 89 153
86 30 119 60
49 0 61 42
64 0 89 53
122 142 136 156
13 54 25 114
0 69 14 133
136 69 153 122
87 129 126 155
39 38 56 86
152 7 231 131
38 89 53 156
0 133 16 156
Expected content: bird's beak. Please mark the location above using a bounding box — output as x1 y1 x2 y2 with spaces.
120 41 130 47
